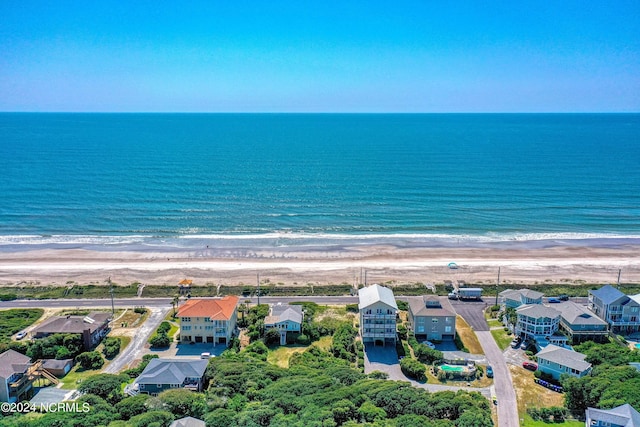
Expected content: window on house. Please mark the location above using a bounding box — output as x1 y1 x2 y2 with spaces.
365 309 371 314
182 317 191 322
445 326 452 333
377 309 383 314
432 319 438 323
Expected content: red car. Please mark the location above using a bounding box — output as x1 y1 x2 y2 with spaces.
522 361 538 371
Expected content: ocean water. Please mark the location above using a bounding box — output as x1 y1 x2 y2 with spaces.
1 113 639 251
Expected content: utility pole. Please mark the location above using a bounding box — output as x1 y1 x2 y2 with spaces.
617 269 621 288
108 276 115 316
257 273 260 306
495 267 500 306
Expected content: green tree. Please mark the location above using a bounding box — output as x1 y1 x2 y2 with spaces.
358 401 387 422
157 389 207 419
149 333 171 348
76 350 105 370
78 373 126 404
114 393 150 420
264 328 282 346
127 410 174 427
400 357 426 381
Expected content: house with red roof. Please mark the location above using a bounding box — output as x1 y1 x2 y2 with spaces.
177 296 239 345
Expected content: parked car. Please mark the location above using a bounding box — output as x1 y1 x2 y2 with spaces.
486 365 493 378
492 395 498 405
548 298 561 303
520 341 529 350
559 294 569 301
423 341 436 349
15 331 27 340
522 361 538 371
510 339 521 348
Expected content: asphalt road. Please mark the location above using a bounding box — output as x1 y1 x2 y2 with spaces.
450 299 491 331
103 306 171 374
477 330 519 427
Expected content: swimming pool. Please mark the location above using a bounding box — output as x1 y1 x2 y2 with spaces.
635 343 640 349
439 364 465 372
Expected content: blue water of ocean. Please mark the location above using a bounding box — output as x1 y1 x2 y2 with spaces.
1 113 639 251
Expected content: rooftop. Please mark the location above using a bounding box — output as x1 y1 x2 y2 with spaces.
586 404 640 427
32 311 111 335
358 284 398 310
516 304 560 319
500 288 544 300
170 417 206 427
590 284 627 305
177 296 239 321
554 301 607 327
136 358 208 385
265 304 303 325
0 349 31 379
536 344 591 372
407 295 455 317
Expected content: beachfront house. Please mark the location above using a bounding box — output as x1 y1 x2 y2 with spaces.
555 301 608 343
588 285 640 335
31 311 111 350
359 284 398 346
264 303 303 345
0 350 34 403
178 296 239 345
515 304 567 348
133 358 208 396
500 289 544 309
535 344 591 380
585 404 640 427
406 295 456 341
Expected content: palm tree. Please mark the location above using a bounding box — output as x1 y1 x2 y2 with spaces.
171 295 180 318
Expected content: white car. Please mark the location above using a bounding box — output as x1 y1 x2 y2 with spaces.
15 331 27 340
423 341 436 349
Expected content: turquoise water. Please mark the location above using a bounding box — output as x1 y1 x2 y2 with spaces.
439 364 466 372
636 343 640 349
1 113 639 251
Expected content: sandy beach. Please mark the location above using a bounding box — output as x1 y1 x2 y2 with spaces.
1 242 639 288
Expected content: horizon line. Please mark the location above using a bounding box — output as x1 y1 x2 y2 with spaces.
1 111 639 115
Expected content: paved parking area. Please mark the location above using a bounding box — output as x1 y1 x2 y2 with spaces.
30 387 77 405
450 300 490 331
150 342 227 358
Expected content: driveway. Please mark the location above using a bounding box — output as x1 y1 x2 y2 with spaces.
363 344 491 397
450 300 490 331
476 331 519 427
104 307 171 373
150 341 227 358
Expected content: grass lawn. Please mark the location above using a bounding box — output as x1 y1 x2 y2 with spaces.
456 315 484 354
267 336 332 368
487 318 502 328
0 308 44 343
509 364 581 426
491 328 514 351
59 365 103 390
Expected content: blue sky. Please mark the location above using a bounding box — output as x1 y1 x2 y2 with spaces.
1 1 639 112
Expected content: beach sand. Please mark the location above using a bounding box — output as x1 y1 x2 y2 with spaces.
1 243 639 288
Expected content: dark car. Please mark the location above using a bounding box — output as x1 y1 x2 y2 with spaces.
548 298 561 303
522 361 538 371
510 339 521 348
486 366 494 378
559 295 569 301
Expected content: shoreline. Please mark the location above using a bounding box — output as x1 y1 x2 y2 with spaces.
1 240 639 287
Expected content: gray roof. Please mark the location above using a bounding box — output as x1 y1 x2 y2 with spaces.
265 304 303 325
516 304 560 319
536 344 591 372
590 285 626 305
42 359 73 370
631 294 640 305
136 358 208 386
500 289 544 300
0 349 31 379
407 296 456 317
358 284 398 310
629 362 640 372
586 404 640 427
555 301 607 327
170 417 206 427
33 312 111 335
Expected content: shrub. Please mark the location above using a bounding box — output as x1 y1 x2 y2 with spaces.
397 324 408 340
295 334 310 345
76 351 105 370
264 328 282 346
133 307 147 315
150 333 171 348
157 321 171 334
103 337 121 359
400 357 426 381
345 304 359 313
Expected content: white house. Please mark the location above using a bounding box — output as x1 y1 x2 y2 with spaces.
358 284 398 346
178 296 239 345
264 304 304 345
585 404 640 427
516 304 567 348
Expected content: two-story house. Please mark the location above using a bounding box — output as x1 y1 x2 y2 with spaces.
406 295 456 341
178 296 239 345
585 404 640 427
535 344 592 380
264 304 303 345
0 350 34 403
31 312 111 351
516 304 567 348
359 284 398 346
134 358 209 396
555 301 608 343
500 289 544 309
589 285 640 334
